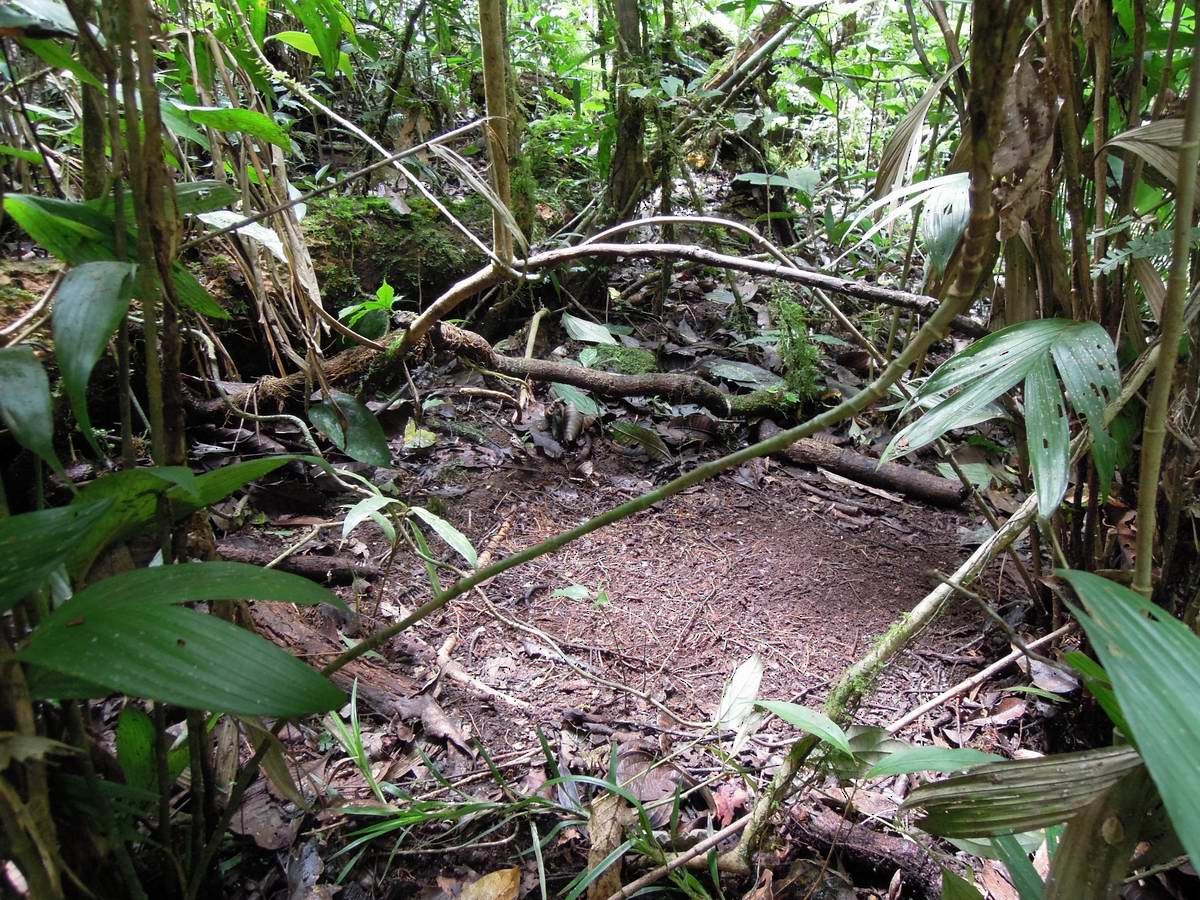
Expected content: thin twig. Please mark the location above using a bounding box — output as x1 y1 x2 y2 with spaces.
886 624 1074 733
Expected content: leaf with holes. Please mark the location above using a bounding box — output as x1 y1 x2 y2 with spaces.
883 320 1119 519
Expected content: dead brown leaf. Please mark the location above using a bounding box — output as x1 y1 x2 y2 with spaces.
980 859 1020 900
741 869 773 900
713 781 750 827
459 868 520 900
587 792 625 899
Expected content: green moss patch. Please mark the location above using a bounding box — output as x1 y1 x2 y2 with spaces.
303 195 488 308
580 344 658 374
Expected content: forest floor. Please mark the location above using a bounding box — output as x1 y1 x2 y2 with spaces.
205 390 1041 898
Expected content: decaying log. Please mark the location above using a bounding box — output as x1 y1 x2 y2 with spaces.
193 318 792 417
757 420 967 507
789 802 943 899
251 605 472 752
216 543 382 583
251 604 425 720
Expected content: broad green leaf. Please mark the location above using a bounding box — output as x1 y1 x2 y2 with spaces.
1044 767 1153 900
115 706 190 799
270 30 354 77
824 725 912 779
17 37 101 88
1025 355 1070 518
865 747 1002 779
403 418 437 449
1063 652 1129 734
0 0 76 35
173 181 241 216
175 104 292 150
610 421 671 462
407 520 443 597
1061 569 1200 870
3 193 107 262
0 501 111 610
342 493 399 541
550 584 590 600
2 194 228 319
410 506 478 568
309 392 390 466
0 345 64 475
282 0 343 78
69 457 302 574
43 560 345 611
756 701 852 756
946 830 1046 860
884 320 1120 520
904 746 1143 837
561 312 618 344
0 143 43 164
115 706 157 800
22 562 346 715
941 870 985 900
991 834 1044 900
52 261 136 453
919 319 1071 396
551 383 605 416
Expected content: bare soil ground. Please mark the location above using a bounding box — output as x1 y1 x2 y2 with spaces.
219 402 1040 897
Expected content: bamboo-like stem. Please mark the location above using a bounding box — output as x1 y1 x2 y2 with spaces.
1046 0 1096 319
1131 27 1200 598
477 0 513 264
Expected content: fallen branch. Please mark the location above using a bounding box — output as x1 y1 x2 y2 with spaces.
400 240 988 356
789 802 942 897
216 543 382 583
758 420 966 507
886 624 1074 734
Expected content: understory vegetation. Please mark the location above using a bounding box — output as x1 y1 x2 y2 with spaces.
1 0 1199 898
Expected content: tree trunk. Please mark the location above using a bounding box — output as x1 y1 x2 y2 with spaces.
603 0 646 224
478 0 514 262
